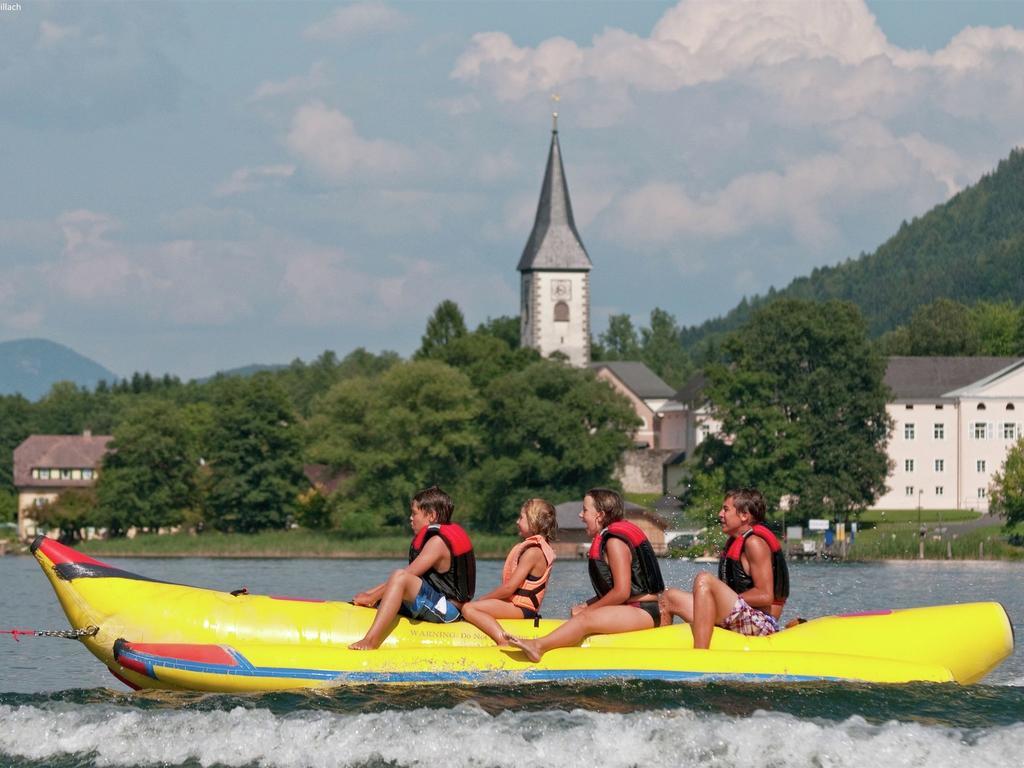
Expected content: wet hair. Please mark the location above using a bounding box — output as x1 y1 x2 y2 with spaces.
725 488 766 524
521 498 557 541
585 488 624 527
412 486 454 524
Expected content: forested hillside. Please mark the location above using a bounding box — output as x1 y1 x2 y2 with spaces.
681 147 1024 351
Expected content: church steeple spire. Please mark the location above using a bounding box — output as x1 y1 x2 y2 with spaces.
517 115 592 368
516 118 592 273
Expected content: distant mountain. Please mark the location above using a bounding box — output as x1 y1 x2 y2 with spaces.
194 363 288 383
682 147 1024 351
0 338 119 400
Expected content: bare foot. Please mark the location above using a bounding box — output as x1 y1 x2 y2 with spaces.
348 637 382 650
503 633 542 663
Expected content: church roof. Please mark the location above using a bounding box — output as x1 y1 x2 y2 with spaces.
517 128 592 272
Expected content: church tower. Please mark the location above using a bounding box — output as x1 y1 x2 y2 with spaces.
518 113 592 367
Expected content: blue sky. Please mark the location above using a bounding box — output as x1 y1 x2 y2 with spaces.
2 0 1024 380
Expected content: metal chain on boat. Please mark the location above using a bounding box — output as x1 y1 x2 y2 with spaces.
2 625 99 642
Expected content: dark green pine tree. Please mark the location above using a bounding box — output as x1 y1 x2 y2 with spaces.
203 377 306 533
415 300 468 359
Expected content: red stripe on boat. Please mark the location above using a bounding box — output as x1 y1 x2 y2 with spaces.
269 595 326 603
109 668 142 690
127 643 239 665
836 610 893 618
33 536 112 569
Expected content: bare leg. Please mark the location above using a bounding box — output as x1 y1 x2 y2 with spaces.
659 587 695 624
506 605 655 663
461 599 527 645
349 570 422 650
691 572 740 650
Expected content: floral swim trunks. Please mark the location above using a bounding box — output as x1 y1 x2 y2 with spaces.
720 597 781 636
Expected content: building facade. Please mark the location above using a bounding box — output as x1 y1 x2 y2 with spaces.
518 116 592 367
13 431 113 540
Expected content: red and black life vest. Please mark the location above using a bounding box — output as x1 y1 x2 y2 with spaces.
409 523 476 603
588 520 665 599
718 524 790 606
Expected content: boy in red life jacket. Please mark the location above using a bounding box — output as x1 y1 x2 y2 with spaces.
349 486 476 650
461 498 557 645
505 488 664 663
659 488 789 649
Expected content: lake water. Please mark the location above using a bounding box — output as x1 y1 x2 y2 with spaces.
2 555 1023 767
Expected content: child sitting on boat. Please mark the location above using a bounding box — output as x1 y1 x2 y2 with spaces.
349 486 476 650
461 498 557 645
505 489 664 662
659 487 789 649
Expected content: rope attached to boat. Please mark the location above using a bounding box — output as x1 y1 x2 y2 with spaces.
1 625 99 642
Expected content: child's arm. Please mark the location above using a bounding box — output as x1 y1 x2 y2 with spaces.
737 536 774 610
473 547 545 602
352 537 449 606
575 538 634 612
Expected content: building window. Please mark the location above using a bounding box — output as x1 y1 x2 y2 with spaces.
972 422 991 440
977 403 987 411
83 469 94 480
977 460 986 473
1008 403 1016 411
936 486 944 496
935 404 944 410
978 487 987 499
904 459 914 472
34 497 48 507
934 459 944 472
39 469 50 480
904 423 915 440
553 301 570 322
905 404 914 410
60 469 72 480
933 423 944 439
71 469 82 480
1004 423 1019 440
905 486 915 496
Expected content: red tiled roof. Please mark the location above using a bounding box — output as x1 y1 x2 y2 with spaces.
13 434 113 488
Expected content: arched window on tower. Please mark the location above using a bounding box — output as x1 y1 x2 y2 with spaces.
554 301 570 322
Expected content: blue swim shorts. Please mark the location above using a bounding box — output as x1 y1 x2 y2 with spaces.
399 580 462 623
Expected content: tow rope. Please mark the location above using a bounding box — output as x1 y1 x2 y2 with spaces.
1 625 99 642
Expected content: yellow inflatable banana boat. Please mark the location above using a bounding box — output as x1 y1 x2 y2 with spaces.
32 535 1013 692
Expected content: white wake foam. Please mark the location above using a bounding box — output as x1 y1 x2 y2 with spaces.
2 702 1022 767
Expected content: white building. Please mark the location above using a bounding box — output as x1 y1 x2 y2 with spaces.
663 357 1024 510
876 356 1024 512
518 115 592 368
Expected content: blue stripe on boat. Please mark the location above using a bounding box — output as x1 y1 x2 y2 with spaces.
118 645 836 684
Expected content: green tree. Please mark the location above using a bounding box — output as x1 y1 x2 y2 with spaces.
95 400 202 535
0 489 16 524
907 298 980 355
0 394 33 493
971 301 1021 355
307 360 482 536
640 308 692 388
416 300 468 359
34 488 98 543
203 377 306 533
476 315 520 349
990 437 1024 527
693 299 891 523
597 314 642 360
466 360 638 531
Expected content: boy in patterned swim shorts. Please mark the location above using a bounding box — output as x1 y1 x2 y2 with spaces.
658 488 789 649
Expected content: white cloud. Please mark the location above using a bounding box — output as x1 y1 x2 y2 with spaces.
285 101 415 181
249 61 328 102
37 20 80 49
215 164 296 197
304 2 407 41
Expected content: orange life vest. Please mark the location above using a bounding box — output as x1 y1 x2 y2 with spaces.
501 535 556 613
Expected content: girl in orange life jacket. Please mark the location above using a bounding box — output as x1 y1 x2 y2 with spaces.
461 499 557 646
349 486 475 651
505 489 665 663
659 488 788 649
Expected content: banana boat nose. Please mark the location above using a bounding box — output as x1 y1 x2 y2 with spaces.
31 534 114 572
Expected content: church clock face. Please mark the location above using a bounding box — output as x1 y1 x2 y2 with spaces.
551 279 572 301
